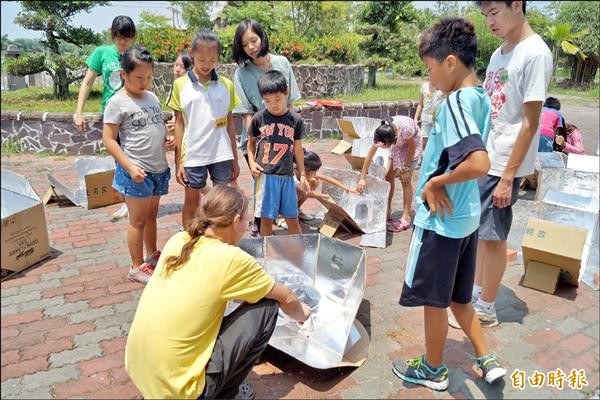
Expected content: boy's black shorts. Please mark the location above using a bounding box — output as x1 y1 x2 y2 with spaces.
399 226 478 308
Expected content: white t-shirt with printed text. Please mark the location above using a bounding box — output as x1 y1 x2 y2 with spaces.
483 34 552 177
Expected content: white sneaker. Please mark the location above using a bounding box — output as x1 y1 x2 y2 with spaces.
112 203 129 219
275 217 288 230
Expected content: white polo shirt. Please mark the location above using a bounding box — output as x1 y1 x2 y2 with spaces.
167 70 240 167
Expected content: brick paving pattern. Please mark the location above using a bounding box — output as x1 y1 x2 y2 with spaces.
1 136 599 398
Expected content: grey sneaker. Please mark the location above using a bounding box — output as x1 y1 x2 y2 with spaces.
474 306 499 328
392 354 449 391
475 354 507 384
233 380 255 400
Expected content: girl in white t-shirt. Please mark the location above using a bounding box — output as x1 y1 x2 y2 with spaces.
414 81 445 151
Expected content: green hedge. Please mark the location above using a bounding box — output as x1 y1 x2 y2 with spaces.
136 27 362 65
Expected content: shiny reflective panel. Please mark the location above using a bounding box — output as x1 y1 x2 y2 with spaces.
239 234 366 368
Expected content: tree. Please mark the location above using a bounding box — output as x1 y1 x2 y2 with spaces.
4 1 108 99
546 23 587 82
357 1 419 87
139 11 171 29
552 1 599 88
170 0 212 32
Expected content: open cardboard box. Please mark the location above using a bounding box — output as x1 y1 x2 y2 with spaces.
47 157 123 209
1 169 51 279
317 197 365 238
521 217 587 293
332 118 389 171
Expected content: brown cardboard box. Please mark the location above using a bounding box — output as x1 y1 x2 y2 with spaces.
332 119 366 171
1 170 51 277
521 218 587 292
84 170 123 209
317 198 365 238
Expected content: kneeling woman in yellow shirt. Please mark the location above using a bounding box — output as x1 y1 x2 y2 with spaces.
125 185 310 399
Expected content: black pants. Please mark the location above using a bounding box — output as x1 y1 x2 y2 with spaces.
199 299 278 399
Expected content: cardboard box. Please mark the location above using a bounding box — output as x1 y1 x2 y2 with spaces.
84 170 123 209
521 218 587 292
333 119 390 171
47 157 123 209
1 169 51 277
317 197 365 238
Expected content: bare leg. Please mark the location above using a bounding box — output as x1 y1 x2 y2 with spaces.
449 302 487 357
385 164 396 220
424 306 448 369
479 240 507 303
400 171 414 222
143 195 161 256
474 239 485 287
182 187 208 230
285 217 302 235
260 218 274 237
125 196 150 269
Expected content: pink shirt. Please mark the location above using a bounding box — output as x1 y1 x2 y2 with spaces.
540 107 563 139
389 116 422 168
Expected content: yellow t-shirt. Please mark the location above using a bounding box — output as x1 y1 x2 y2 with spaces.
125 233 275 399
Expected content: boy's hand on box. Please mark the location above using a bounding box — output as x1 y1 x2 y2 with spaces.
422 178 453 220
346 186 360 195
356 178 366 194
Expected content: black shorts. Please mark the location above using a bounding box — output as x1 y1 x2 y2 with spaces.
399 227 478 308
478 174 521 241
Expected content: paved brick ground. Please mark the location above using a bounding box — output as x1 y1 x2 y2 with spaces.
1 138 599 399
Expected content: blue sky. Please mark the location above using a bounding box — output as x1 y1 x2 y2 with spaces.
1 0 551 40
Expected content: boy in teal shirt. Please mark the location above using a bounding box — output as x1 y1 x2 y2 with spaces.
392 18 506 391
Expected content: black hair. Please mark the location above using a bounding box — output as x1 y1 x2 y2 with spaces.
191 28 222 55
475 1 526 15
111 15 136 39
233 19 270 66
303 150 322 172
257 70 288 96
374 120 396 146
120 45 154 73
176 51 193 70
544 97 561 111
418 17 477 68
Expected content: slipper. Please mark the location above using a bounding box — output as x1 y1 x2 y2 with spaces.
298 212 315 221
387 219 412 233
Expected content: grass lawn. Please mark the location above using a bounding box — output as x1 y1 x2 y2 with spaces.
1 75 596 112
321 77 422 103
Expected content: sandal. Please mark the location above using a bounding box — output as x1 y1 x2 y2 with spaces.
387 219 412 233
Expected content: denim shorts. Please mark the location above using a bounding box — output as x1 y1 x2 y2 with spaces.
113 164 170 199
185 160 232 190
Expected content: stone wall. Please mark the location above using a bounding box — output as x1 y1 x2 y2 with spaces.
152 62 364 100
0 101 416 155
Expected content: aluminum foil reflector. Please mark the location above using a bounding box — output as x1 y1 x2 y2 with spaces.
240 234 368 369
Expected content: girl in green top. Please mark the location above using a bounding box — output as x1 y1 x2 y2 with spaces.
75 15 136 130
75 15 136 220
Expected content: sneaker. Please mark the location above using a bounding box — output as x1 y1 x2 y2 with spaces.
298 211 315 221
112 203 129 219
275 217 288 230
233 379 254 400
127 262 155 284
392 354 449 391
475 354 507 384
474 305 499 328
144 250 161 267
